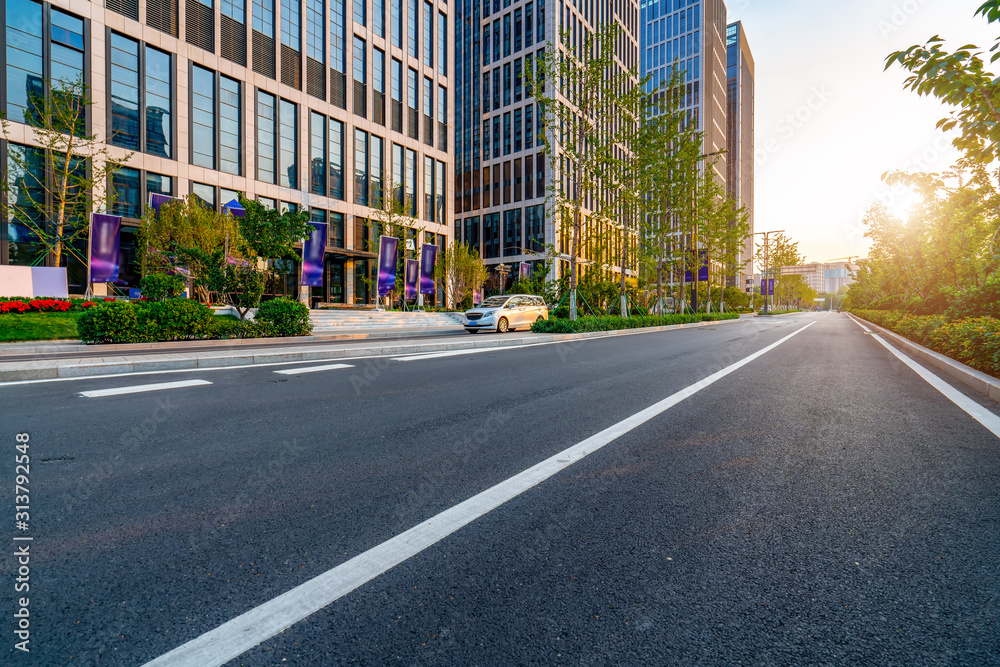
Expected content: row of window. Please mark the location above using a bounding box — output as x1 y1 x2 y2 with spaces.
456 203 545 259
483 105 539 159
482 49 541 113
481 0 544 65
643 33 700 72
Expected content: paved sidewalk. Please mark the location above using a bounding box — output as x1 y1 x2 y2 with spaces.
0 317 748 382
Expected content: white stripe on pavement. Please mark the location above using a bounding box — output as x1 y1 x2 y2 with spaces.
273 363 355 375
142 321 815 667
80 379 212 398
849 316 1000 439
392 346 537 361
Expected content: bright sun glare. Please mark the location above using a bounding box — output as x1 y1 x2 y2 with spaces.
883 186 922 222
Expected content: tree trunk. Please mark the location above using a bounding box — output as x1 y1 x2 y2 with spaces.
619 216 628 317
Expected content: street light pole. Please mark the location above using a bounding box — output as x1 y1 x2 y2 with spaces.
752 229 784 315
691 150 725 314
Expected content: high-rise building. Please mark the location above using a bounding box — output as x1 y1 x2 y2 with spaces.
726 19 753 285
453 0 640 285
1 0 453 304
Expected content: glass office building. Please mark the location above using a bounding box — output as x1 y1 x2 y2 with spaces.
1 0 452 303
726 19 754 285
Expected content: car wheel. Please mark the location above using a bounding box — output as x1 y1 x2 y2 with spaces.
497 317 509 333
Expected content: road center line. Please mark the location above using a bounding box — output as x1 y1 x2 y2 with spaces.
849 315 1000 438
79 379 212 398
273 363 355 375
143 321 814 667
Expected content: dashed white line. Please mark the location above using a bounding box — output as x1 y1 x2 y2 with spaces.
79 379 212 398
141 321 815 667
273 363 355 375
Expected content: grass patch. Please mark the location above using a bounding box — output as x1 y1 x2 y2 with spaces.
0 312 84 342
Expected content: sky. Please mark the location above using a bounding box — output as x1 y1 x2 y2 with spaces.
729 0 997 264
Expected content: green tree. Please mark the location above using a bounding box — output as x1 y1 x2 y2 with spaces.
1 76 132 275
365 183 425 307
436 241 488 310
535 23 637 320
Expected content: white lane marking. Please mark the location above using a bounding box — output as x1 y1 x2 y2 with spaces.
142 321 815 667
273 363 355 375
849 316 1000 439
392 346 529 361
79 379 212 398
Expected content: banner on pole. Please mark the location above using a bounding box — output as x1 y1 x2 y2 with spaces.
89 213 122 283
405 259 419 301
760 278 775 295
519 262 530 280
301 222 327 287
148 192 181 217
685 250 709 283
377 236 399 297
419 243 437 294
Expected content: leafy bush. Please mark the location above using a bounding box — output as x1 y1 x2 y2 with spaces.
946 282 1000 321
140 273 186 301
851 309 1000 377
145 299 214 340
77 301 144 344
254 297 313 336
531 312 739 334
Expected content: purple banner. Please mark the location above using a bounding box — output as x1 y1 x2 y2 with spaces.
223 199 246 217
520 262 530 279
148 192 180 217
89 213 122 283
685 250 709 282
377 236 399 297
419 243 437 294
760 278 775 295
405 259 419 301
301 223 327 287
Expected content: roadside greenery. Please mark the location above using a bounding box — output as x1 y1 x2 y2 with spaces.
851 309 1000 377
76 297 312 344
531 312 739 334
0 312 83 342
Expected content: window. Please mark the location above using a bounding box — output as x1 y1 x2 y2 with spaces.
493 116 500 158
514 58 522 101
526 204 544 251
392 142 404 206
391 58 403 102
109 35 174 159
514 107 522 152
513 7 521 52
355 129 369 205
483 23 490 65
147 172 173 197
6 0 44 125
311 111 326 195
354 0 366 25
282 0 301 49
503 209 521 255
503 12 510 57
375 0 385 36
192 182 216 208
253 0 274 36
405 147 418 216
50 8 85 89
503 112 511 155
439 12 447 75
408 67 418 110
331 0 347 72
503 63 511 106
408 0 418 58
525 104 533 148
279 99 298 188
111 168 142 219
537 0 544 40
374 48 386 93
391 0 402 47
423 77 433 118
483 76 490 113
423 1 433 68
307 0 325 62
191 65 215 168
329 118 344 198
223 0 245 21
220 76 242 174
438 84 447 124
525 1 533 46
256 90 276 182
371 135 384 206
354 36 367 83
493 68 500 110
330 212 345 247
424 156 435 222
436 160 446 224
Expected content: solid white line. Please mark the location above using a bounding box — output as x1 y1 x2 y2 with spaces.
142 321 815 667
848 316 1000 438
273 363 355 375
392 346 529 361
80 379 212 398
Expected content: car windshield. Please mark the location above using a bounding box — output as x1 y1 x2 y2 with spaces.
477 297 509 309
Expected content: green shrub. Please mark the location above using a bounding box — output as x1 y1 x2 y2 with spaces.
946 282 1000 321
146 299 214 340
77 301 143 344
531 312 738 334
139 273 186 301
254 297 312 336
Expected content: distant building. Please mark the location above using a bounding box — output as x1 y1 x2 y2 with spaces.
726 21 753 286
777 262 857 294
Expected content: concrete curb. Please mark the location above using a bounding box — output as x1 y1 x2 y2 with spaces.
850 314 1000 405
0 317 746 382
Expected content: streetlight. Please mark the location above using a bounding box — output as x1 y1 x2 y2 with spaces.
495 263 510 295
752 229 784 315
690 150 725 313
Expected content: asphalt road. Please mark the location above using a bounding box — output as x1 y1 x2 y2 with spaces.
2 312 998 665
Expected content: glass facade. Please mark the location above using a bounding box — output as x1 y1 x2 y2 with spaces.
370 135 384 206
191 65 216 168
109 35 173 158
307 0 325 62
256 90 276 183
219 76 241 174
331 0 347 71
354 128 369 205
5 0 43 125
281 0 301 50
109 34 141 151
111 168 142 219
329 118 345 199
279 98 298 188
311 111 327 195
253 0 274 37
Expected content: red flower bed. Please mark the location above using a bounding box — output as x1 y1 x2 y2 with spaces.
0 301 31 314
28 299 72 312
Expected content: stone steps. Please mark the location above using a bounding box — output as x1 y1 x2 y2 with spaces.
308 310 465 330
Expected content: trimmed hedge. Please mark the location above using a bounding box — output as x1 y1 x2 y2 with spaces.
254 297 313 336
851 309 1000 377
531 312 739 334
77 298 312 344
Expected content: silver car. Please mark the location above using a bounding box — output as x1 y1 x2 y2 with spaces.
463 294 549 333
